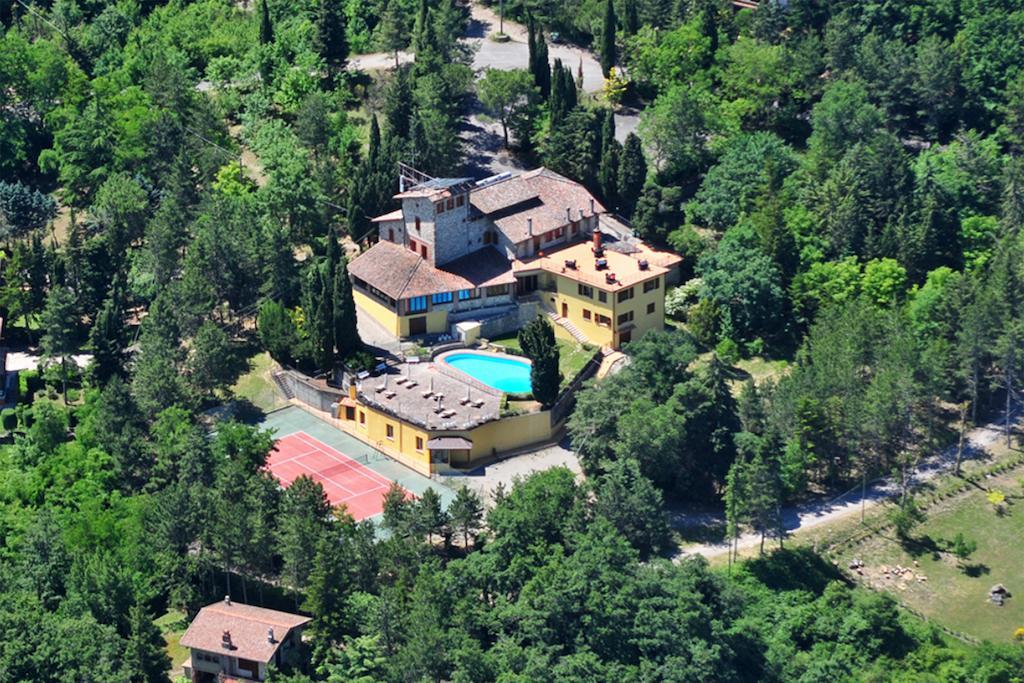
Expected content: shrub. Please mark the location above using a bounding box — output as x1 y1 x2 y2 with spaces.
715 338 741 365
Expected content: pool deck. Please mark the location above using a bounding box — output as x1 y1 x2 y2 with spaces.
357 358 504 432
261 405 455 509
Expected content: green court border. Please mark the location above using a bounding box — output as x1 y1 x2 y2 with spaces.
260 406 456 516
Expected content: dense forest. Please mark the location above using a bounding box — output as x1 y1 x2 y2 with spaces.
3 0 1024 680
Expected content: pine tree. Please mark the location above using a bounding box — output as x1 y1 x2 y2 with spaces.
383 65 414 139
448 486 483 548
618 132 647 217
259 0 273 45
40 285 80 403
379 0 406 69
600 0 617 77
89 293 126 384
415 487 449 544
333 257 361 359
124 598 171 683
313 0 348 82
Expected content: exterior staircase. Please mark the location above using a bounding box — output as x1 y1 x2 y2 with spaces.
545 310 589 345
272 370 296 400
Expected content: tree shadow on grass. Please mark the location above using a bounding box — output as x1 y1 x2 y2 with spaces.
963 562 990 578
744 548 847 594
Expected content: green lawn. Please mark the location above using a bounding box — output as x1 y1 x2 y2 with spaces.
489 334 596 387
231 352 288 413
155 609 190 673
838 468 1024 643
735 356 791 385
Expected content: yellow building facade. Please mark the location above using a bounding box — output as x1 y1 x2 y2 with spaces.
330 384 559 475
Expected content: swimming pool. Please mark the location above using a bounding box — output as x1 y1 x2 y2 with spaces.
440 352 533 394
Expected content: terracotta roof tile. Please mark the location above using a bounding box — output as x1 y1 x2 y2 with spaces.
470 168 604 244
513 235 680 289
179 601 310 664
349 241 514 301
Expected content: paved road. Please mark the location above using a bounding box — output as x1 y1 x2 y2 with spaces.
675 409 1019 560
5 352 93 371
348 3 640 177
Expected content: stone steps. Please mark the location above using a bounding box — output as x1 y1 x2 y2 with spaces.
545 310 589 345
272 371 295 400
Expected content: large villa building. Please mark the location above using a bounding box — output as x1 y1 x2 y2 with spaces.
349 167 682 349
271 166 684 475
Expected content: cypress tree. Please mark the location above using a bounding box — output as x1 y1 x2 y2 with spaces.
302 262 333 370
259 0 273 45
700 2 718 68
600 108 616 154
325 224 340 284
527 15 537 80
598 110 621 208
600 0 617 77
599 143 620 211
412 0 429 55
563 63 578 110
618 132 647 217
623 0 639 35
535 27 551 99
518 317 561 408
333 257 361 359
550 58 566 126
368 114 381 167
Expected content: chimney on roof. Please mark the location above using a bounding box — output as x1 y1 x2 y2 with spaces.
267 627 276 644
221 630 233 650
592 229 603 253
578 208 585 220
566 207 571 222
590 198 595 215
224 595 231 605
527 217 533 235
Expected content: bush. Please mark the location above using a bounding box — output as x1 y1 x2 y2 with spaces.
19 369 40 400
0 408 17 432
715 338 741 365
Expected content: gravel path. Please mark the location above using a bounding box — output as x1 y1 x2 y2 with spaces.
675 409 1019 560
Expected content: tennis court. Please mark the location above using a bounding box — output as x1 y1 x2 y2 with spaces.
267 431 403 521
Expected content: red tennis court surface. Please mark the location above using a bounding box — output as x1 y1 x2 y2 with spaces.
267 431 402 521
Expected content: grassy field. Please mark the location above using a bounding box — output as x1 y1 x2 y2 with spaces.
489 334 596 387
836 468 1024 643
697 432 1024 645
231 352 288 413
156 609 190 674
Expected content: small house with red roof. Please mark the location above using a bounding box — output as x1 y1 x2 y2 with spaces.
180 597 311 683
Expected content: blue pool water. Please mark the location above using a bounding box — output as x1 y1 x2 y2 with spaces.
443 353 532 394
